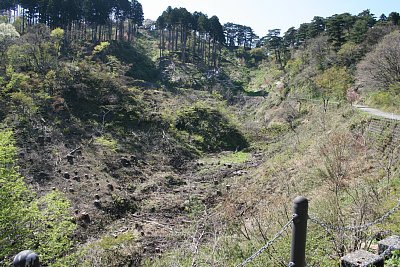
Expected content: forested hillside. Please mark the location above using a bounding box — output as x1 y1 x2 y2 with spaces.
0 2 399 266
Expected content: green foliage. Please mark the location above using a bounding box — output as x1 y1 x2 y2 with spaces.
5 70 30 92
0 23 19 44
218 151 251 164
314 66 353 99
365 88 400 112
53 232 140 267
6 26 58 73
0 130 75 266
50 28 64 56
175 104 248 152
0 131 33 261
108 41 158 81
93 41 110 55
94 136 119 152
337 42 364 67
31 191 76 264
386 250 400 267
10 91 37 114
0 23 19 52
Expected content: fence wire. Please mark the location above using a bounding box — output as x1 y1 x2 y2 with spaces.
235 217 294 267
308 200 400 233
361 246 396 267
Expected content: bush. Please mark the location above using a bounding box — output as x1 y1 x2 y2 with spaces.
0 130 75 266
366 89 400 112
175 104 248 152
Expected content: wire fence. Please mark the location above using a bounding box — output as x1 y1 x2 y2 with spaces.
235 217 294 267
236 199 400 267
308 200 400 233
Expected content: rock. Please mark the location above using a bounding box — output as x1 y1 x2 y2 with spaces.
378 235 400 255
95 194 100 200
121 158 131 167
94 199 101 207
107 183 114 191
67 154 74 164
340 250 383 267
216 190 222 196
80 212 90 223
84 174 89 179
69 187 74 193
63 172 70 179
73 176 80 182
226 185 231 190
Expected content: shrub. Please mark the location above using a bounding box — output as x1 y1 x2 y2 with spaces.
175 105 248 152
0 130 75 266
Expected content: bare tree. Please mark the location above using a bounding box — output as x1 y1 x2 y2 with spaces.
356 30 400 92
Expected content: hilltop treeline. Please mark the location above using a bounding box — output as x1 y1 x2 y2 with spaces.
156 7 225 66
0 0 144 41
259 10 399 66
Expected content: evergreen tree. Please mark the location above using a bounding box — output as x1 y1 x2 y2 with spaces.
284 27 297 48
308 16 325 38
388 12 400 25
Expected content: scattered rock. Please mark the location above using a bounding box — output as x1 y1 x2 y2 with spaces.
94 199 101 207
121 157 131 167
107 183 114 191
80 212 90 223
67 154 74 164
224 163 232 168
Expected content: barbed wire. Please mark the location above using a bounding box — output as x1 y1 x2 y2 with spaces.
235 216 294 267
360 245 396 267
308 200 400 233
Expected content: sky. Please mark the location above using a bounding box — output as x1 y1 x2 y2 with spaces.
141 0 400 37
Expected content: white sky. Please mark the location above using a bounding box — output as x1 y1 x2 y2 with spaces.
141 0 400 37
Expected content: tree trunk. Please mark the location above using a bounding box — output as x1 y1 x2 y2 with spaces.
159 29 163 57
213 37 217 68
167 29 171 52
128 20 131 42
175 26 179 52
182 28 187 62
208 35 211 66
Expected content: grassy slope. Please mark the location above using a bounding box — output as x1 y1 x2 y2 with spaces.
145 83 400 266
2 25 399 266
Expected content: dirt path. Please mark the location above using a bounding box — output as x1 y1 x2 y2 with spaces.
354 105 400 121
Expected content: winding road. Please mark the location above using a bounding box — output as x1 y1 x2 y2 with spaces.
354 105 400 121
